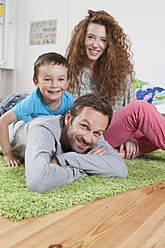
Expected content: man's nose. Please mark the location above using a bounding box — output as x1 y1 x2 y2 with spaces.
84 132 93 145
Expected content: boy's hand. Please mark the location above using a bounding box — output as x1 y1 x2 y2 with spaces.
87 147 107 155
4 152 23 167
50 156 61 166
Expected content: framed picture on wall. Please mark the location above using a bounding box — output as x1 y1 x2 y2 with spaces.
30 19 57 46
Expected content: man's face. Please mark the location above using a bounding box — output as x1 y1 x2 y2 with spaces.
65 107 109 153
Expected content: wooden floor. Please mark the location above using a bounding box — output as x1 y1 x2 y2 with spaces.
0 181 165 248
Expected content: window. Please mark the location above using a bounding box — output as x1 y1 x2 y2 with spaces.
0 0 15 69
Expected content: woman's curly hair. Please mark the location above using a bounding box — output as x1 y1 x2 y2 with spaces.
65 9 135 106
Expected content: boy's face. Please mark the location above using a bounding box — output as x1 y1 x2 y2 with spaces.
33 63 69 105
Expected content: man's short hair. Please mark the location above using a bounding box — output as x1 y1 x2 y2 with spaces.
33 52 69 80
70 94 113 129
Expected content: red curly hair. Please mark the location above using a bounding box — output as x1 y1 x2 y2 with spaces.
66 9 135 106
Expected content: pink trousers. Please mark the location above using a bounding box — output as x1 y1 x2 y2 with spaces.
103 100 165 158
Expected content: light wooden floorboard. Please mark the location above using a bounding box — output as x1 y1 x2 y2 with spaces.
0 181 165 248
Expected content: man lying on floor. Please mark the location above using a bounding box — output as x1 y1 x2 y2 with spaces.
7 94 127 193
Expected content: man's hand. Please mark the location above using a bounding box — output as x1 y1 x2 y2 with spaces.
87 147 107 155
50 156 61 166
119 137 139 159
4 152 23 167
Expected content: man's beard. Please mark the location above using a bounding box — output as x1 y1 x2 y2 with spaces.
66 127 93 154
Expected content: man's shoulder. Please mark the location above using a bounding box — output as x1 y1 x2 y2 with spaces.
29 115 63 130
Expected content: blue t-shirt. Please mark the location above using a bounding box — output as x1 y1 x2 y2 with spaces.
13 89 74 122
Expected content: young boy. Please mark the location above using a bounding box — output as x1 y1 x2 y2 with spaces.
0 52 74 167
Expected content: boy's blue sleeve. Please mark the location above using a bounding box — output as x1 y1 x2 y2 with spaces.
65 91 74 106
61 91 74 114
12 95 34 122
69 92 74 107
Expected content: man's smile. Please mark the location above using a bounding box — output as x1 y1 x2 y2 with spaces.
76 137 92 148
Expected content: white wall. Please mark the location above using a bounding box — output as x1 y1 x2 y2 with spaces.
13 0 70 94
2 0 165 96
67 0 165 86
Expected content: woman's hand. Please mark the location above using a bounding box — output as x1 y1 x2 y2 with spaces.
119 137 139 159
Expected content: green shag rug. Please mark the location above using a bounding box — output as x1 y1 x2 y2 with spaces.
0 150 165 222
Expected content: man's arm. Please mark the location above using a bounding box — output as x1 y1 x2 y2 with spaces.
25 124 86 193
57 135 127 178
25 125 127 193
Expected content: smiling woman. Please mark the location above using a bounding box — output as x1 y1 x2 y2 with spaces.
66 9 135 107
84 22 107 69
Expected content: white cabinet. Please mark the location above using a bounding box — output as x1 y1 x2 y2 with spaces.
0 0 16 69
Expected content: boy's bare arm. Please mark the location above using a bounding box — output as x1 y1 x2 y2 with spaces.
0 109 21 167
